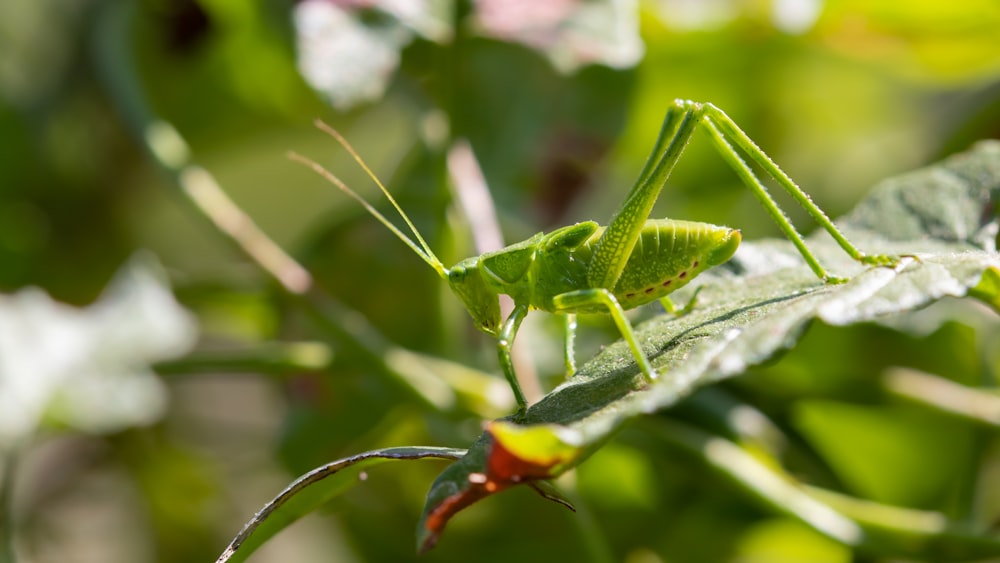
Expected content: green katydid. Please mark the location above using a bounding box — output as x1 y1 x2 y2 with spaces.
291 99 899 414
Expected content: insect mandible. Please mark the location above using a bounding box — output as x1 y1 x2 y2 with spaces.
291 99 899 415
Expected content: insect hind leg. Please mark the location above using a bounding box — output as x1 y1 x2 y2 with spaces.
697 103 899 282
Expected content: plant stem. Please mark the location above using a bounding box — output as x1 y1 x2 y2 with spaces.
0 450 17 563
153 341 334 377
92 2 311 296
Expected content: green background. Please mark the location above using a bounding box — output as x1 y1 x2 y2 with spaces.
2 1 1000 561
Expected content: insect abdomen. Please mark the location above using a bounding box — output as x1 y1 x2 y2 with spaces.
613 219 740 309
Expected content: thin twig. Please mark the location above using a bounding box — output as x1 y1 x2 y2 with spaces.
0 450 17 563
447 140 542 403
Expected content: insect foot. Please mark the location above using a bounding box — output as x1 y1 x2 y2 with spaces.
642 369 659 385
860 253 902 267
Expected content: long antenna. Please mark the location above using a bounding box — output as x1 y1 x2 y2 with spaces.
289 126 447 278
315 120 445 271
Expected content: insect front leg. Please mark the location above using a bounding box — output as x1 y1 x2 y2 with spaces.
562 313 577 378
498 302 530 412
552 289 657 384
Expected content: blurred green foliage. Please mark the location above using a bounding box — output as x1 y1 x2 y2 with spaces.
2 0 1000 562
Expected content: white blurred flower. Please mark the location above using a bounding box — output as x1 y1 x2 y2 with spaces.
474 0 643 73
294 0 451 110
0 253 197 451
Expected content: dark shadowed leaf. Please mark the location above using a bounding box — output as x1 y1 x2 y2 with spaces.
217 446 464 563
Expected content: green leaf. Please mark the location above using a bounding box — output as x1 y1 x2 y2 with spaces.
791 401 972 505
417 141 1000 552
646 418 1000 560
217 446 464 563
814 1 1000 84
968 264 1000 312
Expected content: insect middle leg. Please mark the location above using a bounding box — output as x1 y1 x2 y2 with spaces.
552 289 657 384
